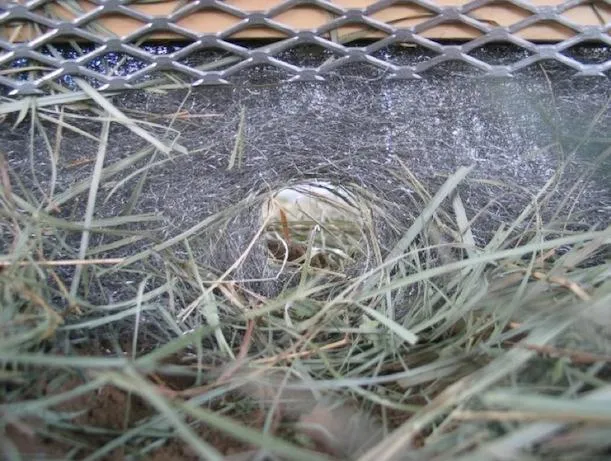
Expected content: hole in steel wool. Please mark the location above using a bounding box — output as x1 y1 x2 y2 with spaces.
261 181 369 270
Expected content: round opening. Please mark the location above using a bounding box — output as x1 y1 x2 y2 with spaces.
261 181 368 269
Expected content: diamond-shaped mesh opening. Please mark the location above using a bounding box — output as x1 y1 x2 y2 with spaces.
1 18 52 41
561 1 610 25
1 21 29 44
561 41 611 65
225 0 282 12
78 13 148 39
368 3 437 29
3 74 105 97
515 21 579 41
420 21 485 41
466 1 533 28
84 52 149 78
179 48 245 72
272 6 339 30
33 1 79 21
327 22 390 45
47 3 148 40
34 35 99 60
129 33 194 56
371 43 440 66
225 39 281 51
176 9 243 35
0 57 54 83
274 44 342 68
52 74 106 92
467 41 534 66
139 42 188 57
126 2 184 18
226 26 290 41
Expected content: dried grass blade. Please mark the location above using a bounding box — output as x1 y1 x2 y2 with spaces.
385 166 474 263
74 78 186 156
452 192 476 258
449 386 611 461
69 117 110 297
106 369 225 461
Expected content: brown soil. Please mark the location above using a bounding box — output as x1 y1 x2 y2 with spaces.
2 341 405 461
5 375 253 461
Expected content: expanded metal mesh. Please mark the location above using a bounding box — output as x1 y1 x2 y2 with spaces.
0 0 610 96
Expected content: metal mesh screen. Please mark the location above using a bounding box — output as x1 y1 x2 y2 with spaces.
1 0 610 96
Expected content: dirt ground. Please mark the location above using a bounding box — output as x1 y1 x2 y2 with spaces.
2 338 256 461
6 375 253 461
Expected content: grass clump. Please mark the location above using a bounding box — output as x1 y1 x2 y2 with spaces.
0 78 610 461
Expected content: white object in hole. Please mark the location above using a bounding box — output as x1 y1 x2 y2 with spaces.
261 181 366 266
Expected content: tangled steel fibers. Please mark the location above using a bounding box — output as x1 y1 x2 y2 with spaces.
1 59 610 311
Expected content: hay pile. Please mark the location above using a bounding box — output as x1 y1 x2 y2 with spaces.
0 61 610 460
